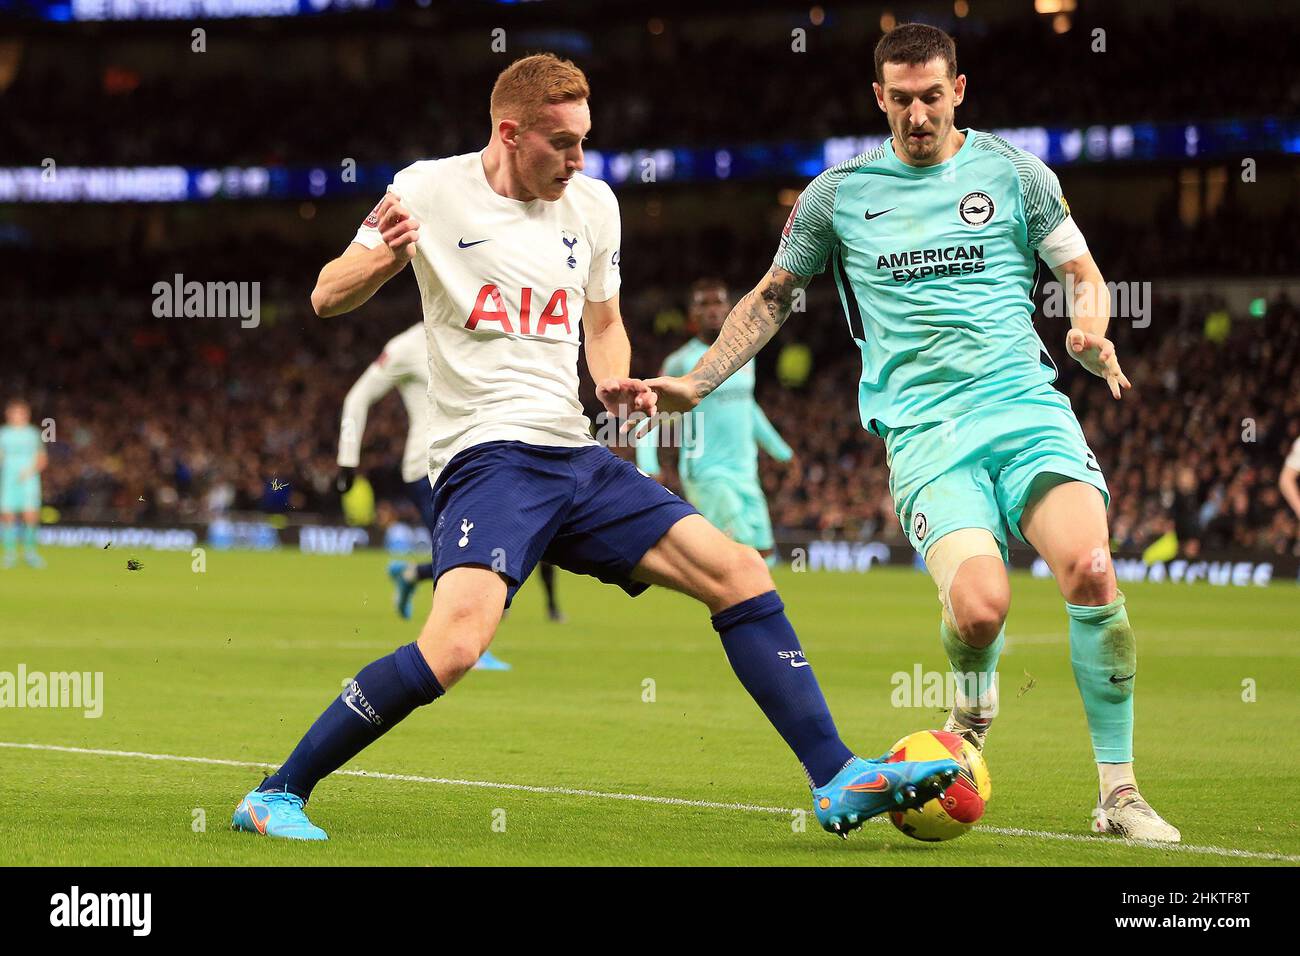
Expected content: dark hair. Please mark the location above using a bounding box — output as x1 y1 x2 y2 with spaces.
689 277 728 298
874 22 957 85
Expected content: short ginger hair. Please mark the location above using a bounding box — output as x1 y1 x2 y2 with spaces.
489 53 590 129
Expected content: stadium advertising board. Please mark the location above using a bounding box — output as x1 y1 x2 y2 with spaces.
31 522 1298 583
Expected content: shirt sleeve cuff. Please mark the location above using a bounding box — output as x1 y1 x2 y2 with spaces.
587 274 622 303
1037 215 1089 269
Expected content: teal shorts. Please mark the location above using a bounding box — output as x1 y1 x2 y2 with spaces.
0 474 41 514
884 387 1109 560
682 473 775 551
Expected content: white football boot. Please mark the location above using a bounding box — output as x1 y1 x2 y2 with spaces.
1091 786 1181 843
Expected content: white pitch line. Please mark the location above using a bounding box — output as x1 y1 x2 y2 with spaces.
973 824 1300 863
4 741 1297 863
0 741 790 815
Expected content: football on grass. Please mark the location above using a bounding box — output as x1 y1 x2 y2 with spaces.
887 729 991 842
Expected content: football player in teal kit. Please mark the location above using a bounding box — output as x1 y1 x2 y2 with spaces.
646 23 1178 841
0 399 46 569
637 278 793 563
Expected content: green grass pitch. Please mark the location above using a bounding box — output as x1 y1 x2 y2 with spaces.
1 547 1297 866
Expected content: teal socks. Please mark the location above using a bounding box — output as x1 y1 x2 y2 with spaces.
940 617 1004 708
1067 593 1136 764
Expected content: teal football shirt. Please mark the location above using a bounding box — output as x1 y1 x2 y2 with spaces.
774 129 1073 435
0 424 40 481
0 423 42 513
637 338 792 482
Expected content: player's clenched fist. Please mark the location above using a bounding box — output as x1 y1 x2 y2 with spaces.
375 193 420 260
1066 328 1132 400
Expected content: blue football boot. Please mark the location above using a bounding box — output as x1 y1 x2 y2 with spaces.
232 788 328 841
812 755 961 838
473 650 512 671
388 560 416 620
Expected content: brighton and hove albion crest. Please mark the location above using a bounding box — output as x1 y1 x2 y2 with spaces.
958 191 994 227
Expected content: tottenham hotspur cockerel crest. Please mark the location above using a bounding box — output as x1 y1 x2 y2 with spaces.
561 229 579 269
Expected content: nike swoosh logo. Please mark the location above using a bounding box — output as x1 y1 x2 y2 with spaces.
863 208 896 220
341 681 380 725
843 774 890 793
458 238 490 248
342 693 369 722
1109 673 1135 684
790 660 811 668
1086 462 1103 472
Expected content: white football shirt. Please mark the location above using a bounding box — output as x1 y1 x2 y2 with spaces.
351 151 621 482
1286 436 1300 472
337 323 431 484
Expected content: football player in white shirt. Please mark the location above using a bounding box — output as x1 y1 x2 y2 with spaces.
1280 436 1300 525
337 324 561 659
234 54 958 842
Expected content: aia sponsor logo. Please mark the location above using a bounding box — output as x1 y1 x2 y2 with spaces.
465 284 572 337
362 200 382 229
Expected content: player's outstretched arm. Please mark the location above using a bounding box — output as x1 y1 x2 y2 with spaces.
752 404 794 463
583 294 631 383
1052 251 1131 400
648 266 810 415
311 194 419 317
583 293 659 426
1280 464 1300 523
336 362 395 492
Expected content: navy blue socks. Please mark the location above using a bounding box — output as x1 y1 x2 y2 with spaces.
415 562 435 582
712 591 853 788
260 642 443 801
262 593 852 800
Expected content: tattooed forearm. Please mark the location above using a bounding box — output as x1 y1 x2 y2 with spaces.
688 266 808 399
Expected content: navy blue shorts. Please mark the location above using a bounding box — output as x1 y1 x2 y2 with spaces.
403 477 437 538
430 441 697 606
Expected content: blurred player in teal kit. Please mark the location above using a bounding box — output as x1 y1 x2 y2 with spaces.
646 24 1179 841
0 399 47 569
636 279 794 563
